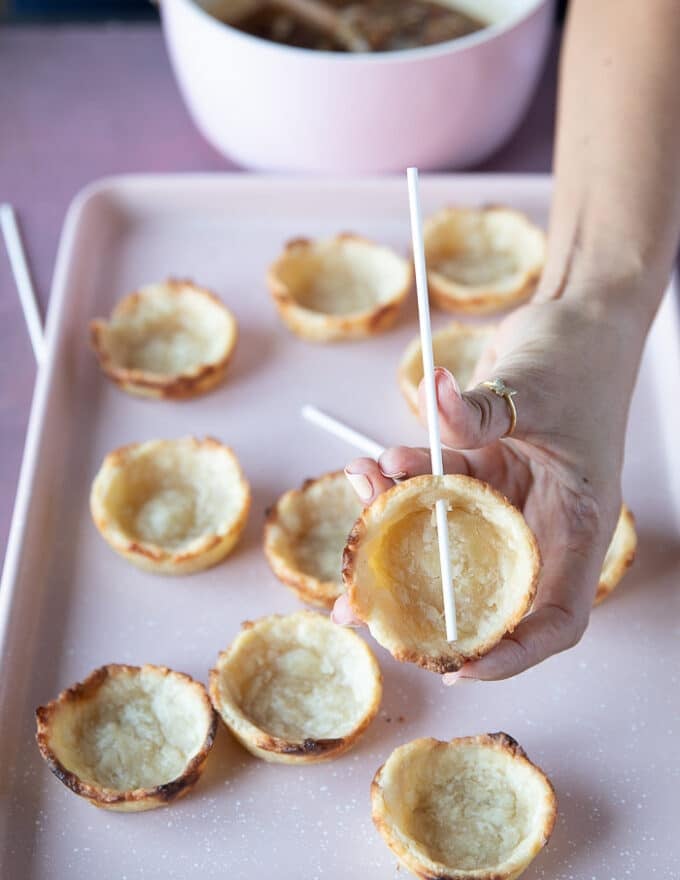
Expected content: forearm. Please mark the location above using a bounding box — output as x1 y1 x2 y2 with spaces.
540 0 680 324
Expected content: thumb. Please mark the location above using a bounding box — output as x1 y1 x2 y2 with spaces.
418 368 525 449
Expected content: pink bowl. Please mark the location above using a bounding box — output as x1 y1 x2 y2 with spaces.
160 0 555 173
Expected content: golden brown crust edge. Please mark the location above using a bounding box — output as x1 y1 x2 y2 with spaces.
342 475 540 674
594 504 637 605
90 279 238 400
35 664 218 812
89 437 251 576
263 471 348 611
267 235 413 343
424 205 545 316
397 322 498 415
428 269 539 316
208 613 383 765
370 732 557 880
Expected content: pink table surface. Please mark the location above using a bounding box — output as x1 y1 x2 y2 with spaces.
0 22 558 567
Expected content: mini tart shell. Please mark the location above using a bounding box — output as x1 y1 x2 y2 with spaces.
398 321 497 414
263 471 363 610
267 234 412 342
35 664 217 812
209 611 382 764
423 206 546 315
595 504 637 605
90 436 251 575
371 732 557 880
90 279 238 399
343 474 540 674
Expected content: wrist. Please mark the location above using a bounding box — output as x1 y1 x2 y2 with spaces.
535 257 668 334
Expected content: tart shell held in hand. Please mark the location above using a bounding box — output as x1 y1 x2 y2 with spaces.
264 470 363 609
371 733 557 880
267 234 412 341
343 474 540 673
90 279 238 399
209 611 382 764
423 206 545 314
36 664 217 812
90 436 251 575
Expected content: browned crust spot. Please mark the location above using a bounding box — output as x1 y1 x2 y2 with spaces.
90 437 251 575
264 470 352 610
35 664 217 811
90 279 237 400
209 611 382 764
370 732 557 880
267 233 413 342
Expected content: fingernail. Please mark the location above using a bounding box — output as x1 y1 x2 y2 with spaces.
331 610 360 628
378 449 406 480
344 470 373 503
383 470 408 481
442 672 477 686
379 465 407 480
435 368 462 400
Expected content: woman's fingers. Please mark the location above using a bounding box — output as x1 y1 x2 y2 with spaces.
379 445 471 480
331 594 363 626
344 457 393 505
442 602 587 683
419 367 531 449
442 518 605 683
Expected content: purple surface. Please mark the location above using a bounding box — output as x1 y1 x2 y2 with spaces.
0 23 559 565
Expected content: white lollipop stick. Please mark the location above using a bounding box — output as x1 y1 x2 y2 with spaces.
406 167 457 643
301 405 385 460
0 203 45 366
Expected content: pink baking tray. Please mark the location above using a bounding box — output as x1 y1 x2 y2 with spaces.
1 175 679 879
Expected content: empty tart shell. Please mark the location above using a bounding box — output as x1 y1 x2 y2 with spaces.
423 207 545 314
264 471 363 609
595 504 637 605
90 279 238 398
399 321 497 413
90 437 251 575
267 234 412 341
35 664 217 812
371 733 557 880
343 474 540 674
209 611 382 764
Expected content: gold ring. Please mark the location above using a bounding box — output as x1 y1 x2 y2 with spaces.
480 378 518 437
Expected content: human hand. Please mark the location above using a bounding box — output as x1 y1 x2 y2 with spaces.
334 294 645 681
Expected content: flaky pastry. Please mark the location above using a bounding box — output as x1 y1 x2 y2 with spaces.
267 234 412 341
264 471 363 609
209 611 382 764
90 437 250 575
371 732 557 880
423 207 545 314
91 279 237 398
343 475 539 673
36 664 217 812
595 504 637 605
